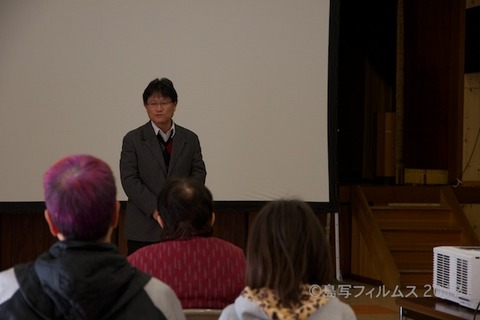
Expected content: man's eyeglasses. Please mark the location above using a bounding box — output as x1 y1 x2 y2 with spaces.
146 101 174 108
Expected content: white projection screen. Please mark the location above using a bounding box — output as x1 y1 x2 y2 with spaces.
0 0 337 207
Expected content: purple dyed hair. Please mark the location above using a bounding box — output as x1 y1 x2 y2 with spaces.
43 154 117 241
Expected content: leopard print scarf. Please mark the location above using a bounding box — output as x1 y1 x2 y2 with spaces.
241 284 332 320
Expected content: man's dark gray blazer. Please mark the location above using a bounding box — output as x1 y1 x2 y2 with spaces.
120 122 206 242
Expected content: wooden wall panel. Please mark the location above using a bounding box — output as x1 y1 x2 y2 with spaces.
463 73 480 182
403 0 465 182
1 204 349 276
351 215 382 283
0 212 56 270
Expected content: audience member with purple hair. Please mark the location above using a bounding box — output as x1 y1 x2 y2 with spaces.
0 154 185 320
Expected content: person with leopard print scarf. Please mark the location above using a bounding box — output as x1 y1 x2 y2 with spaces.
220 199 356 320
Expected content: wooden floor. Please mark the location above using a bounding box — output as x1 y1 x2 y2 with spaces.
338 279 413 320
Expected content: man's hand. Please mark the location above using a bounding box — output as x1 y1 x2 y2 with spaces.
152 209 163 227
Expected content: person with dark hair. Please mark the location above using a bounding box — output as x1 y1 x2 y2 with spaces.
128 177 245 309
220 199 356 320
0 154 185 320
120 77 207 255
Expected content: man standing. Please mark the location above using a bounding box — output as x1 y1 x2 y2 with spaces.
0 154 185 320
120 78 206 254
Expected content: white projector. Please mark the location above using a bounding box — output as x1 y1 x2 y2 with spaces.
433 246 480 309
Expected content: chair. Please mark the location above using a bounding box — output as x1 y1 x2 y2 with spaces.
183 308 222 320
